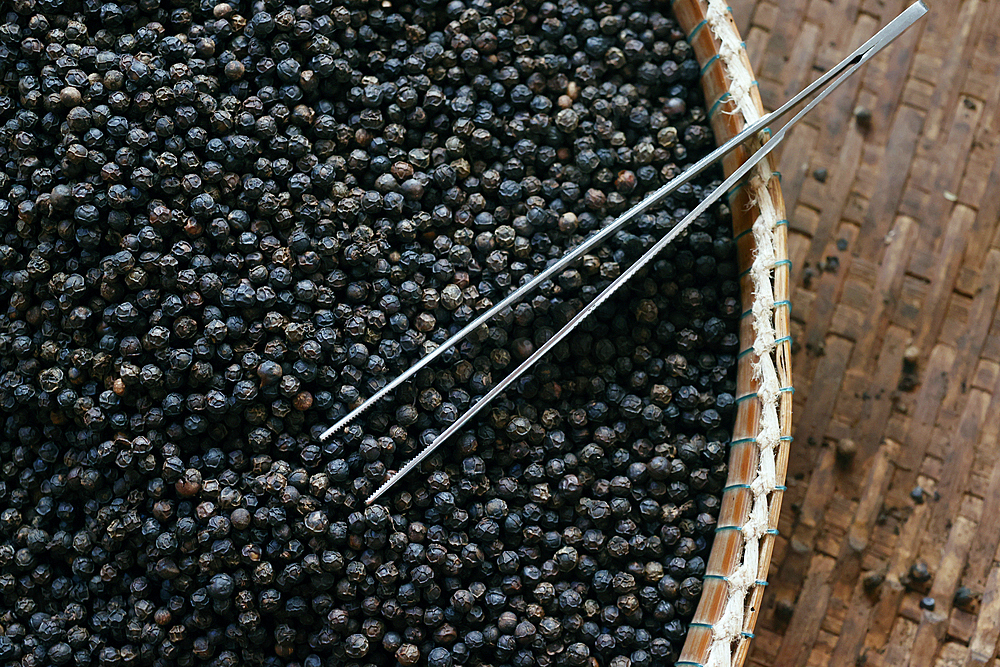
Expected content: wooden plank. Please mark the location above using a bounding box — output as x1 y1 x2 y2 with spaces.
908 517 978 667
798 234 862 390
880 616 921 667
970 359 999 392
845 324 911 467
773 553 838 666
786 335 852 477
778 21 821 104
827 441 899 665
811 0 867 73
866 502 931 653
919 389 989 549
777 124 821 222
888 343 957 501
980 305 1000 363
964 565 1000 667
767 446 838 629
948 608 977 645
855 106 925 259
835 214 917 453
910 97 985 262
911 205 978 353
938 294 974 351
936 250 1000 418
934 642 969 667
801 128 866 272
860 0 924 148
901 76 936 112
744 26 772 82
964 145 1000 271
958 494 983 525
893 274 929 330
830 303 865 339
961 353 1000 590
758 0 812 87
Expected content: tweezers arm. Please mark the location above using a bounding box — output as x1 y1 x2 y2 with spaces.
365 0 928 505
323 1 927 442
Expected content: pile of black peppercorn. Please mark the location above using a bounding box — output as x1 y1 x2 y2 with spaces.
0 0 743 666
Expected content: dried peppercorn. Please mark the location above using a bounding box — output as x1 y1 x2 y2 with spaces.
0 0 738 664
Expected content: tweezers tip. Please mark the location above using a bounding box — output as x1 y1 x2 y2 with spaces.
318 424 342 442
366 476 395 505
320 404 367 440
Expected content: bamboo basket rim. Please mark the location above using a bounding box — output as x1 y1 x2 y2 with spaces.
669 2 793 666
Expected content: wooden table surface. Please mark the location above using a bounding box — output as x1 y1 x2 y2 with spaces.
725 0 1000 664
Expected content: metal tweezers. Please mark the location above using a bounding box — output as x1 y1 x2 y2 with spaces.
321 1 928 505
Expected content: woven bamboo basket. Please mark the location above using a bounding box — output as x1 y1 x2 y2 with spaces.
668 2 793 666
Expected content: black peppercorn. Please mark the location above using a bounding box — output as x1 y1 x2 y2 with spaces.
0 0 737 663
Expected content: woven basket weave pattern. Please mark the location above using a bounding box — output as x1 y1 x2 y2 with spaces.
668 2 794 666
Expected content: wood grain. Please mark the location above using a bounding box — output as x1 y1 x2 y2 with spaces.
726 0 1000 664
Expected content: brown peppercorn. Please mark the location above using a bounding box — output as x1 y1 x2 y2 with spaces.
230 508 251 530
391 162 414 180
60 87 82 107
293 391 313 411
836 438 857 464
152 500 174 521
635 299 658 324
224 61 244 80
854 104 873 126
583 188 606 211
183 219 203 237
862 570 885 595
195 501 216 520
396 644 420 666
614 170 637 194
434 624 458 644
175 469 202 497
